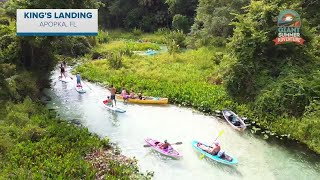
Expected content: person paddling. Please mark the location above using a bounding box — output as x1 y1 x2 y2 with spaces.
155 140 171 150
59 63 66 79
197 141 220 155
121 87 129 103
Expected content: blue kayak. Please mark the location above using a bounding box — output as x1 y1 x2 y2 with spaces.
192 140 238 165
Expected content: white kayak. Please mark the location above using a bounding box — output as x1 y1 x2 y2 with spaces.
75 86 86 94
102 100 126 113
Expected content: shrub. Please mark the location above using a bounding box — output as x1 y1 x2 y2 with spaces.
109 53 123 69
132 28 143 36
172 14 189 33
0 18 9 26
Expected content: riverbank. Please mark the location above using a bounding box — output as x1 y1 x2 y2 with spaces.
0 98 152 179
75 31 320 154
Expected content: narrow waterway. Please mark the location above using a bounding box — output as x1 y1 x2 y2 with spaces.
45 69 320 180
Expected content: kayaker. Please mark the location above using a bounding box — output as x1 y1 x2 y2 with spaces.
109 85 116 107
129 90 135 99
76 72 82 87
228 114 241 126
121 88 129 102
103 96 113 106
138 92 146 100
156 140 171 150
197 142 220 155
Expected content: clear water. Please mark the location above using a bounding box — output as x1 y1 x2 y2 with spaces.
46 70 320 180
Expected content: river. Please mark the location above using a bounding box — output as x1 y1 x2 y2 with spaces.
45 69 320 180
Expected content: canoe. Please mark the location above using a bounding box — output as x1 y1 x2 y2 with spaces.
191 140 238 165
116 94 168 104
102 100 126 113
222 109 246 131
145 138 182 159
75 86 86 94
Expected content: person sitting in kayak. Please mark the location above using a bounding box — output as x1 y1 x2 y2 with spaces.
138 92 146 100
228 114 241 126
121 88 129 102
103 96 113 106
155 140 171 150
129 90 135 99
197 142 221 155
76 72 82 87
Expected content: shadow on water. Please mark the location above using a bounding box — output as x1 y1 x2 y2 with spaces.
192 150 243 178
109 111 120 127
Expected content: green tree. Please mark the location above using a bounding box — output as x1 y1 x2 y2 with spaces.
172 14 189 33
226 0 320 118
191 0 249 38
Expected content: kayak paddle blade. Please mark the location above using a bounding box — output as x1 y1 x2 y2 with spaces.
143 144 152 147
200 154 205 160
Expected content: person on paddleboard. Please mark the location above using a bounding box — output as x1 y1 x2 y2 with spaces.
110 84 116 107
59 63 66 79
76 72 82 87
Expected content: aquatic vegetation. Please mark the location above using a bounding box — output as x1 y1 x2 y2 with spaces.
0 98 152 179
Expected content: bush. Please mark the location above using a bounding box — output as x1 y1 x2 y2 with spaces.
172 14 189 33
132 28 143 36
0 18 9 26
166 30 186 54
109 53 123 69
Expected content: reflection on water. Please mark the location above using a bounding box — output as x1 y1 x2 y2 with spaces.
45 70 320 180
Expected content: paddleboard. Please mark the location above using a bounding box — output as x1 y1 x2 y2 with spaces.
102 101 126 113
75 86 86 94
145 138 182 159
192 140 238 165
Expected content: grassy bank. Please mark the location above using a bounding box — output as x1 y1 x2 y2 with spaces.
76 32 320 154
0 98 152 179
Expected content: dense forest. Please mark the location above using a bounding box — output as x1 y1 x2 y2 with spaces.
0 0 320 178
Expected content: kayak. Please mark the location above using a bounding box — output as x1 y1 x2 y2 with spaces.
75 86 86 94
116 94 168 104
222 109 246 131
145 138 182 159
102 100 126 113
191 140 238 165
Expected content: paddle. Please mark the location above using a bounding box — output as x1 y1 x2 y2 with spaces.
143 142 182 147
200 130 225 159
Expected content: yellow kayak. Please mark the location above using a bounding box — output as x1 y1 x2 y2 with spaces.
116 94 168 104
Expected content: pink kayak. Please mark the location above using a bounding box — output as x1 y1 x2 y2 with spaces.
145 138 182 159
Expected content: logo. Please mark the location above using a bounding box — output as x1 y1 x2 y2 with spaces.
273 9 305 45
